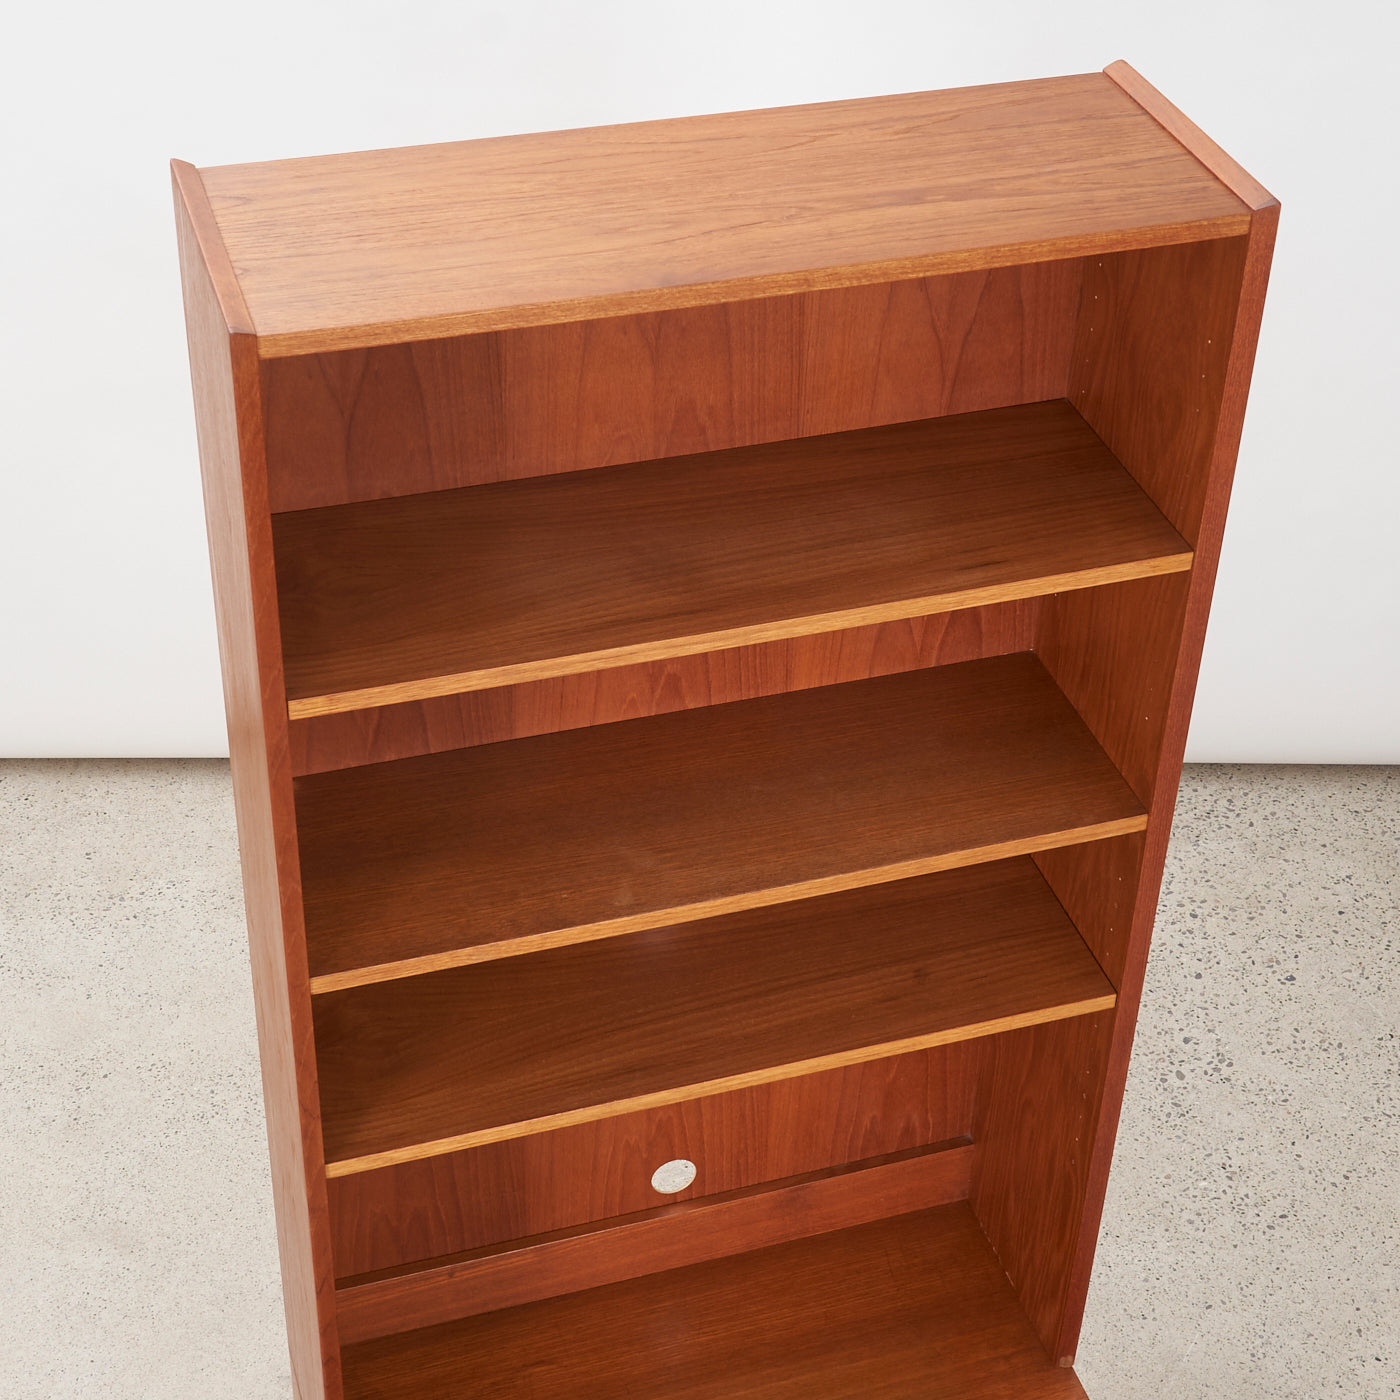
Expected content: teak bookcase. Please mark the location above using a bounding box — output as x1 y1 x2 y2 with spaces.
174 62 1276 1400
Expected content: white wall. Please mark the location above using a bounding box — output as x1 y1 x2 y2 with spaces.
1 0 1395 759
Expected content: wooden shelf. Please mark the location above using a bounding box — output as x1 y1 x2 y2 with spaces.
314 858 1116 1174
274 400 1191 719
296 653 1147 993
340 1203 1090 1399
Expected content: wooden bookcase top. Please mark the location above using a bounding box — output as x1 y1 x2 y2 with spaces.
183 71 1249 356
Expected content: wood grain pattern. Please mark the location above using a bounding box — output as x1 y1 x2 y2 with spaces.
275 400 1190 718
295 654 1147 991
1070 236 1247 545
971 1010 1116 1361
289 600 1041 777
261 260 1083 512
326 1041 981 1277
339 1205 1090 1400
314 860 1115 1174
964 84 1274 1360
335 1139 975 1342
1032 832 1145 990
199 74 1246 356
172 163 343 1400
1038 570 1191 808
1013 246 1247 1296
1047 103 1280 1361
976 75 1279 1363
987 238 1247 1362
1104 61 1276 212
1036 240 1245 896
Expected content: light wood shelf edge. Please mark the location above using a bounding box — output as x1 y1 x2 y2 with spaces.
253 220 1247 359
308 814 1148 995
286 555 1193 720
171 161 257 336
324 992 1116 1177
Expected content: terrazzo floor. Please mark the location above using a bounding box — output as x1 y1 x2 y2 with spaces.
1 760 1395 1399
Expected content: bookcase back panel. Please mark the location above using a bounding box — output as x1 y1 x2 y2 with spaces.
261 260 1083 514
290 598 1040 777
326 1040 982 1278
1069 236 1248 545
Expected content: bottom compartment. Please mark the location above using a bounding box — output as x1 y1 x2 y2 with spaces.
341 1202 1088 1399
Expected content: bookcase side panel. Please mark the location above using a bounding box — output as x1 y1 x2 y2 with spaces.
174 169 343 1400
1037 571 1191 813
970 1010 1116 1362
1032 832 1144 991
1068 236 1247 548
261 260 1083 512
1051 200 1279 1364
1024 239 1247 1046
977 217 1275 1364
1047 237 1248 818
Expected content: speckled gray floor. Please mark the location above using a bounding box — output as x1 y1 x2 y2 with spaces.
1076 765 1399 1400
1 761 1395 1399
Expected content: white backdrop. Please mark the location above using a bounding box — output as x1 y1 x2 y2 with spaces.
1 0 1395 759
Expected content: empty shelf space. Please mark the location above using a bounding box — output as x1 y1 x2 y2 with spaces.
315 859 1116 1174
340 1201 1088 1400
296 652 1147 992
274 400 1191 718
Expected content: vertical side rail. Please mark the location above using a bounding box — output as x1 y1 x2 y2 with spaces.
1048 63 1280 1361
173 162 343 1400
972 65 1278 1364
